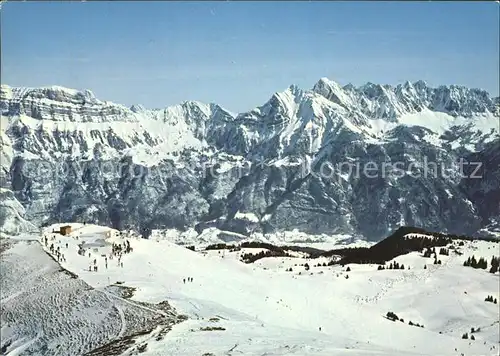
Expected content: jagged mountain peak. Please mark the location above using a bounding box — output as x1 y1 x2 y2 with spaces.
130 104 146 113
414 79 428 88
286 83 303 94
397 80 417 93
313 77 343 91
312 77 355 109
343 83 356 92
313 78 343 94
3 84 98 104
241 84 305 120
358 82 393 98
310 77 498 121
272 84 309 104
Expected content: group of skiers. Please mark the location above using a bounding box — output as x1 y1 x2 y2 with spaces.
42 229 135 274
43 235 66 262
87 241 131 272
110 241 133 268
89 259 99 272
183 277 194 284
112 240 133 255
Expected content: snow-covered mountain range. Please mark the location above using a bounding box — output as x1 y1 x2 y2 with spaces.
1 78 499 241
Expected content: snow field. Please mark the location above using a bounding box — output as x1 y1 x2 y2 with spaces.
28 223 500 355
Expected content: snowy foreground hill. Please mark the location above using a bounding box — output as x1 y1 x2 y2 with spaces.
1 79 499 242
1 224 499 355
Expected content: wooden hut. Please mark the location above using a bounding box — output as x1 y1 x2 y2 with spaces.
60 225 72 236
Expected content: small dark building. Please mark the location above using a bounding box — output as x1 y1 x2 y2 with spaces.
60 225 72 236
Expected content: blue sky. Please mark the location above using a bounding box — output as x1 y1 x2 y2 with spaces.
2 1 499 112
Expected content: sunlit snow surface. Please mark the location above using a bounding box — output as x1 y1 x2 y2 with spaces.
2 223 498 356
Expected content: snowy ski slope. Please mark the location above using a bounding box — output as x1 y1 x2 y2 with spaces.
2 223 494 356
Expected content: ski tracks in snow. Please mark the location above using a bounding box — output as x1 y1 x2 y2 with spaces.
354 257 448 305
115 305 127 338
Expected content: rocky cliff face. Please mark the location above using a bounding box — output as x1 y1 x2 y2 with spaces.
1 80 498 240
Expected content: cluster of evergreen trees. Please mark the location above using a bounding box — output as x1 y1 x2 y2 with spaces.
462 333 474 340
319 226 499 266
386 311 399 321
463 255 488 269
387 261 405 270
408 321 424 328
377 263 410 270
423 247 436 258
439 247 449 256
240 241 280 250
385 312 424 328
205 241 327 264
205 243 236 251
240 249 291 263
206 241 294 263
485 295 497 304
402 228 499 243
203 227 499 267
490 256 499 273
290 262 336 271
314 262 328 267
330 227 454 265
422 247 444 264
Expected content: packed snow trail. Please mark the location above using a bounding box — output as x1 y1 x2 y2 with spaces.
0 239 182 356
116 306 127 338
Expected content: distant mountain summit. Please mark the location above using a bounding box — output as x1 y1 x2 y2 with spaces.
1 79 498 240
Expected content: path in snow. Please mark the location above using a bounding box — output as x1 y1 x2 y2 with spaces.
0 239 181 356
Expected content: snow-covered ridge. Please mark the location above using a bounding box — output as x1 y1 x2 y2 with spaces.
1 84 133 123
0 84 235 125
0 86 240 165
2 80 497 157
313 77 499 120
